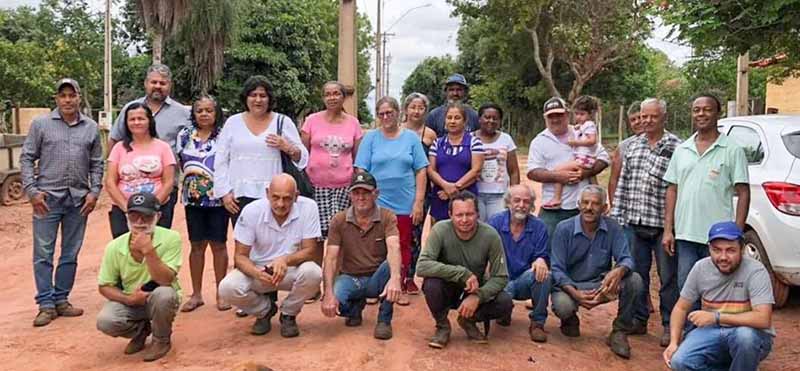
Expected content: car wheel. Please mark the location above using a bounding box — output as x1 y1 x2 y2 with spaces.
743 229 789 308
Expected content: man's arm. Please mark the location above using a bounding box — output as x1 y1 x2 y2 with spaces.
580 155 608 180
19 120 42 198
282 237 320 267
322 243 340 297
607 150 623 208
134 232 177 285
549 225 575 288
88 128 105 196
98 285 137 306
416 225 472 283
734 183 750 230
666 297 692 352
233 241 263 278
662 183 678 256
719 304 772 329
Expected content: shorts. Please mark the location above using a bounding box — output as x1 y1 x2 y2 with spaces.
313 186 351 238
185 205 229 242
574 153 596 169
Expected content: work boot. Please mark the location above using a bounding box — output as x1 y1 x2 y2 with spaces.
345 315 362 327
428 316 451 349
659 329 671 348
560 315 580 337
55 302 84 317
627 319 647 335
142 339 172 362
529 322 547 343
457 315 488 344
279 314 299 338
250 297 278 336
33 308 58 327
125 321 151 355
373 321 393 340
607 330 631 359
496 312 511 327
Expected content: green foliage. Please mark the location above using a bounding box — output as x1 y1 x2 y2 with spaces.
400 55 458 108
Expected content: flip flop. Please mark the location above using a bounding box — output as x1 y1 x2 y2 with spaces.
217 301 232 311
396 296 410 306
180 298 205 312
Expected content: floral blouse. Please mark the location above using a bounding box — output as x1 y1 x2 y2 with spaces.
176 126 222 207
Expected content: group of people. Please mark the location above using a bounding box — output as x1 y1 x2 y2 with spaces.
20 66 775 370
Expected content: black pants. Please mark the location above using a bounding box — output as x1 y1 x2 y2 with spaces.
108 190 178 238
230 196 259 228
422 277 513 321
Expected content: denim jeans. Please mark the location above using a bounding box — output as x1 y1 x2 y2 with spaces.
478 192 505 222
670 326 773 371
676 239 710 292
504 270 552 326
628 225 678 328
32 193 88 309
551 272 643 332
334 261 393 324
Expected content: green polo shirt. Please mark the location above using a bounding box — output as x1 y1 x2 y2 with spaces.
663 133 748 244
97 227 183 297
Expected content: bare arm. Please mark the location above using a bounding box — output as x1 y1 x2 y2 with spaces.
233 241 263 278
385 235 402 281
506 150 520 185
322 244 341 296
662 183 678 255
104 161 128 210
300 131 311 150
608 150 623 207
107 138 119 159
528 168 577 185
580 157 608 179
668 297 692 346
455 153 484 190
139 235 177 285
351 137 361 163
720 304 772 329
284 237 321 267
155 164 175 204
427 154 450 188
734 183 750 230
98 285 133 305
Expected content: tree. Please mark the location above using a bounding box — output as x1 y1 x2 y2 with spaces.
134 0 188 64
177 0 236 94
401 55 458 108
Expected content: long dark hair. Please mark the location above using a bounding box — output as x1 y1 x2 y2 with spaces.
190 94 224 140
239 75 276 112
121 102 157 152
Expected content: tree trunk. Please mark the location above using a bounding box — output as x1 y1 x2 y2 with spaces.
526 27 561 99
152 31 163 64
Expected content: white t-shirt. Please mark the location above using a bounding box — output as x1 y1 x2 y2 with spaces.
233 197 321 266
573 120 598 157
476 132 517 194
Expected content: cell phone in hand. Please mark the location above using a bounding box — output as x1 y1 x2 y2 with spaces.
264 265 274 275
141 280 159 292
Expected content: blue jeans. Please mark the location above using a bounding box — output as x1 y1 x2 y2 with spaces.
551 272 644 332
32 193 88 309
671 326 773 371
334 261 393 324
478 192 505 222
504 270 552 326
677 239 710 292
628 225 677 328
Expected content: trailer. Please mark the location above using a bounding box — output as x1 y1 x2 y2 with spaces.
0 134 26 205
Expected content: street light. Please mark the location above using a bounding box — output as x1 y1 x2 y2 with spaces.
385 3 432 33
381 3 432 96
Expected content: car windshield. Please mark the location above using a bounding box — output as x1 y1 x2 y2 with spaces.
783 130 800 158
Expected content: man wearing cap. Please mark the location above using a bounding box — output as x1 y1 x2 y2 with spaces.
20 78 104 327
320 171 403 340
218 174 322 338
663 221 774 371
527 97 610 237
96 192 182 362
108 64 190 228
425 73 480 137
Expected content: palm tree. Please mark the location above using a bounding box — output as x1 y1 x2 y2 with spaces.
181 0 236 93
134 0 189 64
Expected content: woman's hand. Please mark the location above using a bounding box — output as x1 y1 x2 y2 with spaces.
442 182 459 196
437 190 449 201
412 199 425 225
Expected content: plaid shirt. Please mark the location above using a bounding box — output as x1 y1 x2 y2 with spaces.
614 132 681 228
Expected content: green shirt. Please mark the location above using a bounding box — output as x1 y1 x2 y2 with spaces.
97 227 183 297
416 221 508 303
663 133 748 244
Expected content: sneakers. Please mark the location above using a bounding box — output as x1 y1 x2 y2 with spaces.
529 322 547 343
457 315 488 344
250 297 278 336
142 339 171 362
428 317 451 349
607 330 631 359
560 315 581 337
660 329 671 348
279 314 299 338
373 321 393 340
125 322 151 355
404 279 420 295
55 302 84 317
33 308 57 327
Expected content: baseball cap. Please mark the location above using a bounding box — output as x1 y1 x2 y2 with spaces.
56 78 81 94
708 221 743 242
349 171 377 192
127 192 161 215
543 97 567 116
444 73 469 88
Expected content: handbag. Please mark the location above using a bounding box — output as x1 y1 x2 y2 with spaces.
276 114 315 199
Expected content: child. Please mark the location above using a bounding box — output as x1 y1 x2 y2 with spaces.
542 95 598 209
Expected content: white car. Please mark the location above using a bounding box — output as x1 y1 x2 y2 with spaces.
719 115 800 308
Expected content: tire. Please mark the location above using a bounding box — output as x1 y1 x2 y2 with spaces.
0 174 24 206
743 229 790 308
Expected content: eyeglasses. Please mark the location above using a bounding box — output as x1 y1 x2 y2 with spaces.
377 111 396 118
127 212 157 223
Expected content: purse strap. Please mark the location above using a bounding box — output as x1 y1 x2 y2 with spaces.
276 113 284 136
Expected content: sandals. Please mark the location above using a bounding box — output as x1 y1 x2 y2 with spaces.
180 298 205 312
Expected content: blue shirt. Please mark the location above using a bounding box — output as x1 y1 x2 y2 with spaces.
425 104 480 137
550 215 634 288
354 129 429 215
488 210 549 281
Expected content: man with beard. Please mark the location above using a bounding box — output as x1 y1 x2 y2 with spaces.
663 221 774 371
96 192 182 362
108 64 190 228
425 74 480 137
488 184 551 343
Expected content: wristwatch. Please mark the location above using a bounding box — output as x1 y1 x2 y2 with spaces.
714 311 721 326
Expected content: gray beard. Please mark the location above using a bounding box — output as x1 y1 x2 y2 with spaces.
128 218 158 235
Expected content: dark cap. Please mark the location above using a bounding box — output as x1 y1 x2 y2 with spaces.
56 78 81 94
708 221 743 242
444 73 469 88
127 192 161 215
349 171 377 192
543 97 567 116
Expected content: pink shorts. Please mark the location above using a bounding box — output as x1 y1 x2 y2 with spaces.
574 153 596 169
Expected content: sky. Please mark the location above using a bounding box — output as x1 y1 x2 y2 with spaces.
4 0 693 106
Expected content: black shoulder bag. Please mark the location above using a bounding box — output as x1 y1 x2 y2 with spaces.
276 114 315 199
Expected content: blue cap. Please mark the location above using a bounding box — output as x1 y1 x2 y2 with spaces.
708 221 743 242
444 73 469 88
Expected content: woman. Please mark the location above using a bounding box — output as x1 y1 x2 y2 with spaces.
214 75 308 225
176 95 230 312
355 96 428 306
473 103 520 221
400 92 436 296
427 102 484 222
106 103 176 238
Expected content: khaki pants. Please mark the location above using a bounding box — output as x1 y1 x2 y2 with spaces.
96 286 179 342
218 261 322 317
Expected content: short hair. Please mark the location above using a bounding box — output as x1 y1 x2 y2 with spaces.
445 101 467 119
503 184 536 206
573 95 598 113
692 93 722 113
146 64 172 82
376 96 400 113
121 102 157 152
189 94 224 140
578 184 608 206
402 92 430 113
627 101 642 116
478 103 504 119
239 75 276 112
323 81 347 97
448 190 479 213
640 98 667 114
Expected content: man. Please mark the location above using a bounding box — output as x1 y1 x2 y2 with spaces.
425 73 480 137
663 221 774 371
662 94 750 292
320 172 403 340
527 97 610 238
96 192 181 362
613 98 681 347
550 185 643 359
488 184 551 343
218 174 322 338
608 100 643 214
20 78 104 327
108 64 190 228
416 191 512 349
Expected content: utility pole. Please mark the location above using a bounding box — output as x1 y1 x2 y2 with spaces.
338 0 358 116
375 0 383 100
101 0 113 132
735 52 749 117
384 53 392 97
381 33 395 97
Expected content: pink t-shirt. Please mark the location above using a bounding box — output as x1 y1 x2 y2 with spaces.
301 112 363 188
108 139 176 199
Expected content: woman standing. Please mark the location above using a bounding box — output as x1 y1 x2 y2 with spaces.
105 103 176 238
355 96 428 306
177 95 230 312
427 102 485 223
473 103 520 221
